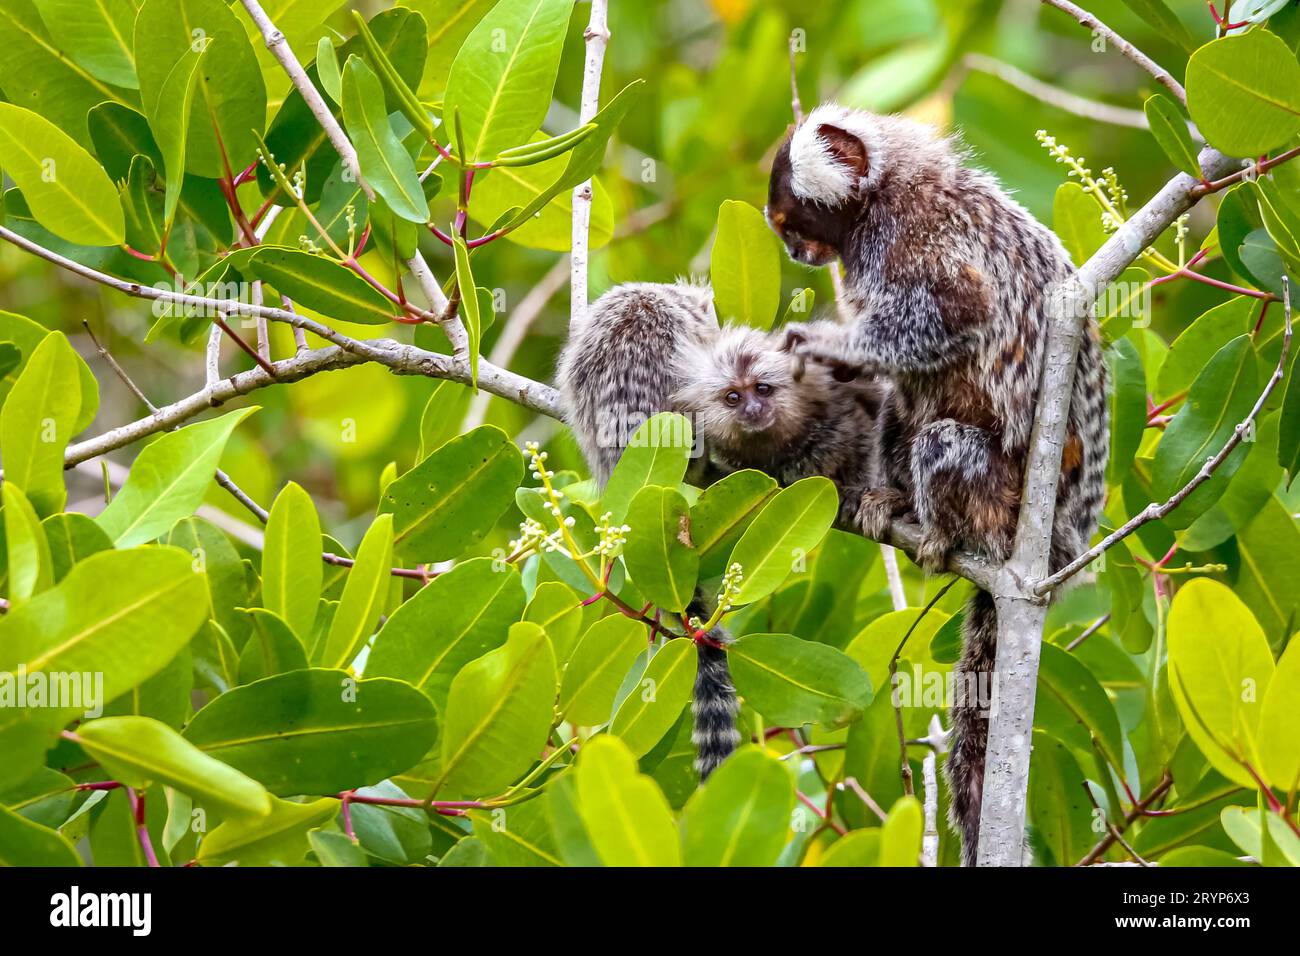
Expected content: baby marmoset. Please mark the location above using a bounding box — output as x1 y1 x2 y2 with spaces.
766 104 1109 865
557 280 883 778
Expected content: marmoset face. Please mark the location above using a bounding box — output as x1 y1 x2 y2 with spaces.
766 139 841 267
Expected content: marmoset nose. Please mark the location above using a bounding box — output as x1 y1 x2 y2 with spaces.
741 397 765 421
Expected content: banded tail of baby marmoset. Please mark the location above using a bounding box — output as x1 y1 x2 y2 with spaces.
557 280 885 776
767 104 1109 864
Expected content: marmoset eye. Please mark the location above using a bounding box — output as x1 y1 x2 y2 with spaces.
755 382 773 396
725 390 741 406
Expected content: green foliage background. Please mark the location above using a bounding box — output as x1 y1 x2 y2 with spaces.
1 0 1299 867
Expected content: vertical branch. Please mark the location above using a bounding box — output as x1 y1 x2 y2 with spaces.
570 0 611 325
976 143 1239 866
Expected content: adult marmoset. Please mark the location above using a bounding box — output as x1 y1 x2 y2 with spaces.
766 104 1109 865
556 280 884 777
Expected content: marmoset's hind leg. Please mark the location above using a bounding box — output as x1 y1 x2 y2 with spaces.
908 419 1018 572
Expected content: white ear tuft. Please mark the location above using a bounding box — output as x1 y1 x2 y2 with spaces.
787 104 886 204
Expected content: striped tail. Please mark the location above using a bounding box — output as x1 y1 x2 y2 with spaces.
946 588 998 866
692 636 740 779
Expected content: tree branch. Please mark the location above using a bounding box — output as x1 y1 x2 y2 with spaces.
1040 0 1188 106
570 0 610 324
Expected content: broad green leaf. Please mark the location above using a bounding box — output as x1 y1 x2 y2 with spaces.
817 829 881 866
183 669 438 796
436 622 557 798
1151 335 1258 528
469 796 562 866
1144 94 1202 178
350 9 433 140
0 102 124 246
316 37 343 104
523 580 587 663
1053 182 1107 266
166 515 252 649
31 0 138 90
0 804 80 866
41 513 111 583
237 246 401 325
236 0 349 112
96 408 258 547
337 781 431 865
368 558 525 708
319 513 393 669
262 482 323 642
622 485 698 613
1121 0 1197 52
1028 731 1093 867
1158 297 1262 399
443 0 573 162
237 608 309 683
1168 578 1274 788
879 795 923 867
0 546 207 790
2 484 53 604
452 235 482 385
1282 346 1300 482
0 312 98 433
309 828 367 867
0 333 80 517
610 639 697 758
341 55 428 223
711 199 782 330
1036 643 1126 776
198 796 338 866
560 616 650 726
135 0 266 177
75 716 272 818
575 735 680 866
417 380 474 460
404 0 495 97
380 425 523 563
0 0 132 139
1107 338 1146 488
729 633 873 728
680 746 795 866
1258 636 1300 790
690 469 779 578
728 477 838 605
601 412 694 524
1186 31 1300 157
1232 497 1300 649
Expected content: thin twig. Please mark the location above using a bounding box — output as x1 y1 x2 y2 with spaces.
1040 0 1188 106
570 0 610 324
963 54 1154 130
1077 771 1173 866
1039 276 1291 595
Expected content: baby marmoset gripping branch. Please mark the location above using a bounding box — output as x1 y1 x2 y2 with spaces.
767 104 1109 865
557 280 883 778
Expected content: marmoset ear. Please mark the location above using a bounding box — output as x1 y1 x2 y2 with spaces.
787 106 878 205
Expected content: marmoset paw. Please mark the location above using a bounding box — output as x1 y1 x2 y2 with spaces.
858 487 910 539
914 528 955 574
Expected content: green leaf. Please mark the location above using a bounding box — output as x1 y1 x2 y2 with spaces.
166 515 252 649
0 102 124 246
183 669 438 796
442 0 573 162
319 513 393 669
559 616 648 726
711 199 782 329
575 735 680 866
0 332 79 517
1107 338 1146 488
148 42 206 230
728 477 838 605
316 37 343 104
0 803 80 866
879 795 924 867
0 0 132 139
262 482 323 642
135 0 266 177
1282 355 1300 483
609 639 697 758
1259 636 1300 790
42 513 113 583
237 246 401 325
2 483 53 605
237 608 309 683
818 829 880 866
1151 335 1258 528
368 558 525 709
601 412 694 524
96 408 258 547
405 0 495 98
380 425 523 563
690 469 779 579
30 0 136 88
1121 1 1197 53
1036 643 1127 775
622 485 698 613
523 580 587 663
1168 578 1274 789
341 55 428 223
0 546 208 790
452 234 482 385
469 796 562 866
1144 94 1202 178
436 622 557 798
0 312 98 433
1158 297 1263 399
351 8 433 141
75 716 273 818
1053 182 1107 266
417 380 474 460
680 746 795 866
729 633 873 728
1027 731 1093 866
198 796 338 866
1186 31 1300 157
